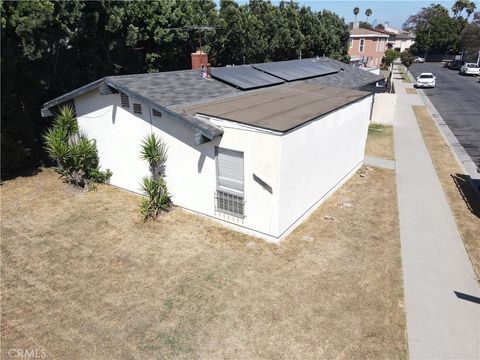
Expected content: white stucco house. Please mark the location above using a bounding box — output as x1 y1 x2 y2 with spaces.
41 58 378 242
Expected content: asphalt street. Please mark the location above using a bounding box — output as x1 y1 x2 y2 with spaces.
409 62 480 167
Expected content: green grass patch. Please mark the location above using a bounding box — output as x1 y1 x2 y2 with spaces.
399 69 412 83
368 124 386 135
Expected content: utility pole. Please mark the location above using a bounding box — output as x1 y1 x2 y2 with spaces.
423 25 431 61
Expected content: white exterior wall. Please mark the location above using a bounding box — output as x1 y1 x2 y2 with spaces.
276 96 372 238
74 88 283 239
74 91 152 192
371 93 398 125
74 88 371 242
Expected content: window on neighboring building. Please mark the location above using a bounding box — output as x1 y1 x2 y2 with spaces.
152 108 162 117
133 103 142 114
120 92 129 108
377 38 385 52
359 38 365 53
349 39 353 48
215 148 245 217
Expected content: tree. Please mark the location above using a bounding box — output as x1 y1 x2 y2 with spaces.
353 7 359 22
316 10 350 62
365 8 373 23
400 50 414 68
465 1 477 20
375 24 385 30
210 0 247 65
461 23 480 61
451 0 476 18
404 4 466 55
359 21 372 29
1 1 84 177
382 49 400 67
1 0 352 178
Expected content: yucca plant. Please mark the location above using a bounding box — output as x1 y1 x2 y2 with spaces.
140 177 172 220
139 133 171 220
42 126 71 167
43 105 111 189
140 133 168 179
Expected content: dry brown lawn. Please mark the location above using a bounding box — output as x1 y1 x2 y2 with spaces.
405 88 417 95
414 106 480 281
365 124 395 160
1 168 407 360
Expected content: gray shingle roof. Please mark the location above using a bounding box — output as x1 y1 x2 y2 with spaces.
108 69 240 109
304 58 384 89
41 57 384 139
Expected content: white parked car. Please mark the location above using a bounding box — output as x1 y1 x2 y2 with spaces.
415 73 436 88
414 57 425 63
459 63 480 76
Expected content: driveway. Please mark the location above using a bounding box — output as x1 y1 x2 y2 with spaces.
409 62 480 167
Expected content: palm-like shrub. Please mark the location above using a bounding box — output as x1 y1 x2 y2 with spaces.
140 133 168 179
139 133 171 220
42 105 111 189
140 177 172 220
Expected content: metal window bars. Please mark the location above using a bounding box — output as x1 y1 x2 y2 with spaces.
215 190 245 218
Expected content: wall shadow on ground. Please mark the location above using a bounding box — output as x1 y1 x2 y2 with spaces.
451 173 480 219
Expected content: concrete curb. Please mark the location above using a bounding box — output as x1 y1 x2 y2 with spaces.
407 67 480 198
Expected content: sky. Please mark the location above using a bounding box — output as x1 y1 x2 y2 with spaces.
235 1 478 29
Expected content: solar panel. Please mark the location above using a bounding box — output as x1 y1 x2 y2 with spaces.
210 65 284 90
251 59 337 81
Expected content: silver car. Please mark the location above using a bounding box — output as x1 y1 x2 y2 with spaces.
459 63 480 76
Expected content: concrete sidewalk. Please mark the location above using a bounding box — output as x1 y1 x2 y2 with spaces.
393 70 480 359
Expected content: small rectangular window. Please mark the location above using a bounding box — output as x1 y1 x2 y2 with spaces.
152 108 162 117
359 38 365 53
133 103 142 114
120 92 129 108
215 148 245 217
349 39 353 48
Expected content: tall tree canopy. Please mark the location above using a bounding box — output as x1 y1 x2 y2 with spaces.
461 22 480 61
403 3 467 55
1 0 351 177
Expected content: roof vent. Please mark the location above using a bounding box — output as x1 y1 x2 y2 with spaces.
120 92 129 108
133 103 142 114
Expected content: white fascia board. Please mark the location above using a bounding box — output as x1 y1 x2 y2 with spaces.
195 114 283 136
350 34 389 38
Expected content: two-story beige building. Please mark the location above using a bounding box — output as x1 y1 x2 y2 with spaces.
348 27 389 68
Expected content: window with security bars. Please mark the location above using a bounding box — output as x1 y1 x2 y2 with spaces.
133 103 142 114
215 148 245 217
152 108 162 117
215 190 245 217
120 92 129 108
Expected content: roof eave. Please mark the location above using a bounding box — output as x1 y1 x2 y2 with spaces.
41 78 106 115
40 77 223 141
105 79 223 141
